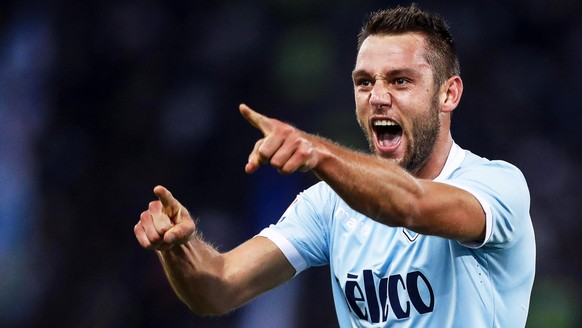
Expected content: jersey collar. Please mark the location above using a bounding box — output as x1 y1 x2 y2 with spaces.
433 143 465 182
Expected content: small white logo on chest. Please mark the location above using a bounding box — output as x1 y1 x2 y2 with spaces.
335 206 372 236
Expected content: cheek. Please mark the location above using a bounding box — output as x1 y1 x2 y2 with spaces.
354 89 369 104
355 109 364 128
355 106 368 128
354 93 369 113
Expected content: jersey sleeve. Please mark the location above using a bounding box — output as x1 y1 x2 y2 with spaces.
443 160 531 249
258 181 332 275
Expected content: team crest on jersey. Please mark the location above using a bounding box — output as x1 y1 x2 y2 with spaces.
402 228 419 242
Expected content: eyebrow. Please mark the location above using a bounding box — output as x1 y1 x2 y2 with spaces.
352 68 419 80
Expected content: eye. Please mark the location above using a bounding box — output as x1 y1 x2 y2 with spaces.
361 79 373 87
354 78 372 87
393 77 408 85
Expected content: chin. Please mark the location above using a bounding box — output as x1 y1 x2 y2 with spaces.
375 151 401 163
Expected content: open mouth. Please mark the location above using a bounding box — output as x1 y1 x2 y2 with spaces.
373 119 402 152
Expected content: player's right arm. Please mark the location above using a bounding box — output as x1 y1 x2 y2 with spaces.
134 185 295 316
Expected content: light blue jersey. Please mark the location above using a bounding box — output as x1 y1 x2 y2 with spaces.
259 144 536 327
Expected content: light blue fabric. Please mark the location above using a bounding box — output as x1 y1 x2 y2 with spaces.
260 144 535 327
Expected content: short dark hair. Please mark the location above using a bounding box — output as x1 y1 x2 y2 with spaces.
358 4 460 86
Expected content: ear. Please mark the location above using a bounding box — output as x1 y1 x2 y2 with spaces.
439 75 463 113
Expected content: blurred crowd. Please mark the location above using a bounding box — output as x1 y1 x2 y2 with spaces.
0 0 581 327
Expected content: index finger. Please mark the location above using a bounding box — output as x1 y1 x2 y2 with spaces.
239 103 273 135
153 185 181 217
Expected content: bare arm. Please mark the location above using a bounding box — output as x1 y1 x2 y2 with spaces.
240 104 485 243
134 186 295 316
311 141 485 242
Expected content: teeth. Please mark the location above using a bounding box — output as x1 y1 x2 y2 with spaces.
373 120 398 127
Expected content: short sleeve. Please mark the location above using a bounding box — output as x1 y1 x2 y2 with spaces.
443 160 531 249
258 182 332 274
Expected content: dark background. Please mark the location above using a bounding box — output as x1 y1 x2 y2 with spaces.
1 0 580 327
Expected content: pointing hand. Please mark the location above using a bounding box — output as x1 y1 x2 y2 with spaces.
134 186 196 250
239 103 320 174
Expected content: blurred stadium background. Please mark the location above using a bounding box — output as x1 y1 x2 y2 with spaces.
1 0 581 327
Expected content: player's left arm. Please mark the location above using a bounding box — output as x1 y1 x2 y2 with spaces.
306 138 485 244
240 104 485 244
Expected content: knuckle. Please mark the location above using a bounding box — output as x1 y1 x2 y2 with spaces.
279 162 296 174
281 125 294 135
274 123 293 136
280 167 293 175
270 156 283 168
139 211 150 223
257 147 269 158
293 135 308 147
257 148 272 162
296 144 312 158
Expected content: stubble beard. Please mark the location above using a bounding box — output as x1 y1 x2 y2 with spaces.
402 95 441 173
358 92 441 173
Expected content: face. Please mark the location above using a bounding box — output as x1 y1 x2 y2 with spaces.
352 33 442 173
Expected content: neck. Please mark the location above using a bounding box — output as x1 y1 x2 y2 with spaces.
412 132 453 180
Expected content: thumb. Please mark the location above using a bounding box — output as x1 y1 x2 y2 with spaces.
239 103 273 136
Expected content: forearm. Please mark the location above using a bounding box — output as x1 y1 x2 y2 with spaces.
239 104 484 242
157 237 232 316
156 235 295 316
136 184 295 316
309 136 485 241
310 136 424 227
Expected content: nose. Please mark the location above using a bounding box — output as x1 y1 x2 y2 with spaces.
369 80 391 108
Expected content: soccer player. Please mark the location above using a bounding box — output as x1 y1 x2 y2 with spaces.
134 4 535 327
